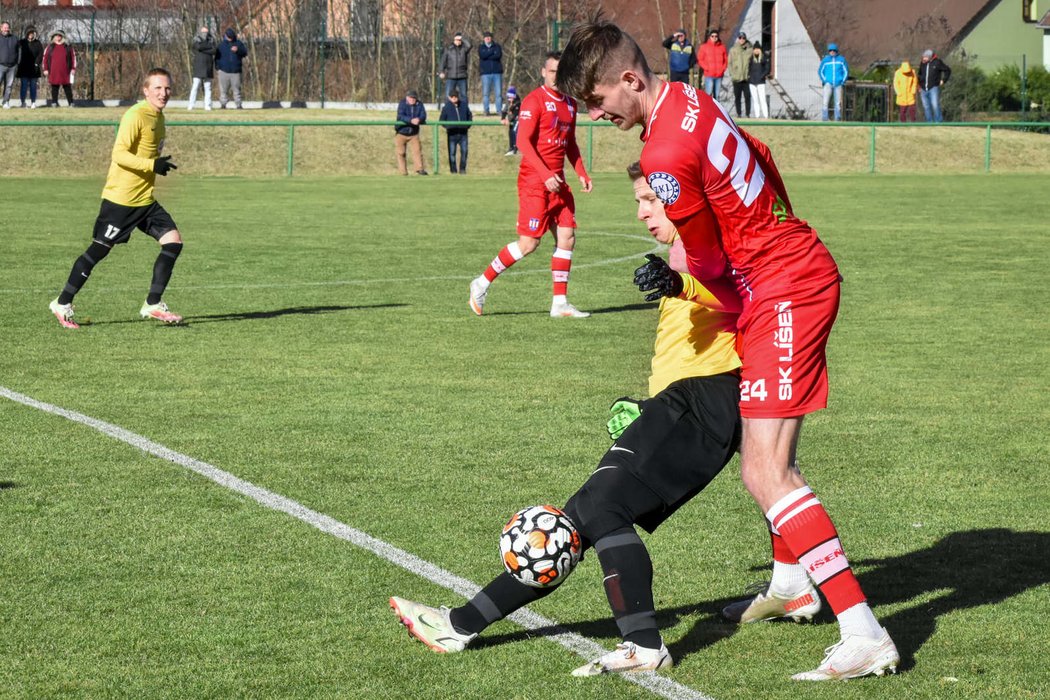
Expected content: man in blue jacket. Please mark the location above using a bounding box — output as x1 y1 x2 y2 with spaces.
818 43 848 121
478 31 503 115
661 29 695 84
216 28 248 109
394 89 428 176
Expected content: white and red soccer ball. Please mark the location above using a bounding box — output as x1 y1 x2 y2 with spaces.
500 505 582 588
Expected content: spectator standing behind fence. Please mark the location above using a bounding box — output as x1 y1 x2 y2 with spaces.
16 26 43 108
893 60 917 122
917 49 950 123
394 89 428 176
439 32 472 101
501 85 520 155
440 89 472 174
819 43 848 121
748 42 770 118
187 27 216 111
215 28 247 109
1 22 19 109
662 28 695 84
478 31 503 115
42 30 75 107
698 28 727 100
728 31 752 118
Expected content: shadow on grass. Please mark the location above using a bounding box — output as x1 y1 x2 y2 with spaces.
0 481 18 490
86 303 407 326
472 529 1050 672
483 302 657 317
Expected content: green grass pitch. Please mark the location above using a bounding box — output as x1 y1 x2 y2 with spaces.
1 173 1048 699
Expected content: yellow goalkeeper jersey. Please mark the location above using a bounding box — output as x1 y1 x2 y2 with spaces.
102 100 165 207
648 273 741 396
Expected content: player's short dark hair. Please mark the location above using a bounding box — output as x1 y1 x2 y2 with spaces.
546 50 562 62
626 161 643 180
143 67 172 86
556 21 651 100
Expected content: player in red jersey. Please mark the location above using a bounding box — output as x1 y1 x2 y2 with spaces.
468 51 593 318
554 22 900 681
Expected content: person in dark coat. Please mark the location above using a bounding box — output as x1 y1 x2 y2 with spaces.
439 89 473 174
438 32 472 100
917 49 951 123
215 28 248 109
500 85 521 155
188 26 216 110
42 30 76 107
394 89 428 175
16 25 44 108
0 21 18 108
478 31 503 115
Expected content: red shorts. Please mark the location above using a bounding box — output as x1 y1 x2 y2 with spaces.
736 279 840 418
516 185 576 237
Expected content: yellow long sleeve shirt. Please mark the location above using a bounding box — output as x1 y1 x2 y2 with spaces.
102 100 165 207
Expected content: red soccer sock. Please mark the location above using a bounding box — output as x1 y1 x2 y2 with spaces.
770 528 798 564
483 242 524 283
766 486 866 616
551 247 573 297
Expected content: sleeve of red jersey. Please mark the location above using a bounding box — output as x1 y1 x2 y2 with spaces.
515 95 555 180
565 105 589 180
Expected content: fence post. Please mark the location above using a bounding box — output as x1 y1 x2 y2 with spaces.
586 123 594 173
287 124 295 176
869 125 876 174
985 124 992 173
433 124 440 174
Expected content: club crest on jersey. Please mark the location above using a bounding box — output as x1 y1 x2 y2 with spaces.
647 172 681 205
529 217 541 231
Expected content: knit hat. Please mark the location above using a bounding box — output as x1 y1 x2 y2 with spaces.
506 86 517 97
51 29 65 39
225 28 237 39
827 43 838 52
922 49 933 58
406 89 418 99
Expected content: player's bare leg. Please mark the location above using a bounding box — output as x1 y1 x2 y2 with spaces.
140 229 184 323
470 235 538 315
739 416 898 680
550 225 588 318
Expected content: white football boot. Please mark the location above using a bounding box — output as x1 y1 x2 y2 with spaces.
792 627 900 681
722 581 822 623
469 277 488 316
389 596 476 653
572 642 673 676
550 301 590 318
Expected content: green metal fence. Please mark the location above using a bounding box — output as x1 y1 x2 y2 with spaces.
2 119 1048 176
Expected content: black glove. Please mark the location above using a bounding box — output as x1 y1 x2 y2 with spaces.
153 155 177 176
633 253 683 301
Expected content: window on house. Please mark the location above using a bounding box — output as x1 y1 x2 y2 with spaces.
37 0 57 6
72 0 94 6
1023 0 1038 22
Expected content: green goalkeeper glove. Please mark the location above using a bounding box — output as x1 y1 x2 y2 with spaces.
607 397 643 440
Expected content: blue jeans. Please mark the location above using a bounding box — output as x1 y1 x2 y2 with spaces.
445 78 467 101
822 83 843 121
480 73 502 115
703 76 721 100
447 132 468 173
20 77 38 104
919 86 942 123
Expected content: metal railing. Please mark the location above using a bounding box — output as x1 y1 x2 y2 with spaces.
2 119 1047 176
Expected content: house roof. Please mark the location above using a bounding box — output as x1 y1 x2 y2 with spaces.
1038 9 1050 29
793 0 996 68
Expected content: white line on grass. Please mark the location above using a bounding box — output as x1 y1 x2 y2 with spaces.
0 232 661 295
1 386 715 700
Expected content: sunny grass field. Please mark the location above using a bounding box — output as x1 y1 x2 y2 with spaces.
1 173 1048 700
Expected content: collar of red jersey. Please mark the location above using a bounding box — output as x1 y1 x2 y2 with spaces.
641 81 673 142
540 85 565 101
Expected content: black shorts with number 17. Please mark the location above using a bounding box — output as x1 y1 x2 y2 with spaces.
92 199 177 245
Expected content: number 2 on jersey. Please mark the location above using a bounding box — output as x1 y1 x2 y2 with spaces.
706 112 766 207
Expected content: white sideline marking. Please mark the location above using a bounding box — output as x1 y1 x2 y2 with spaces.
0 232 661 295
1 386 715 700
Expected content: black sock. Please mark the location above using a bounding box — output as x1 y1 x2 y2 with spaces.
449 572 555 636
58 241 112 305
147 242 182 305
595 528 662 650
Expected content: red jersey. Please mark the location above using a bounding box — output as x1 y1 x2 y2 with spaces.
516 85 588 188
640 81 838 297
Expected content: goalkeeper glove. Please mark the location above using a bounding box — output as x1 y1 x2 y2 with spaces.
633 253 683 301
607 397 643 440
153 155 177 176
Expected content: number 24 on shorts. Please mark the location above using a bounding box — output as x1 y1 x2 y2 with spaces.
740 378 768 402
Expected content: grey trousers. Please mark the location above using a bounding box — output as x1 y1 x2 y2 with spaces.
0 64 16 103
217 70 242 108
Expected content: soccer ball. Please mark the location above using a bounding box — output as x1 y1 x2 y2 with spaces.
500 505 582 588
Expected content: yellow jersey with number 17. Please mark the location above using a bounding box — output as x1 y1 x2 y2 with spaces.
102 100 166 207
